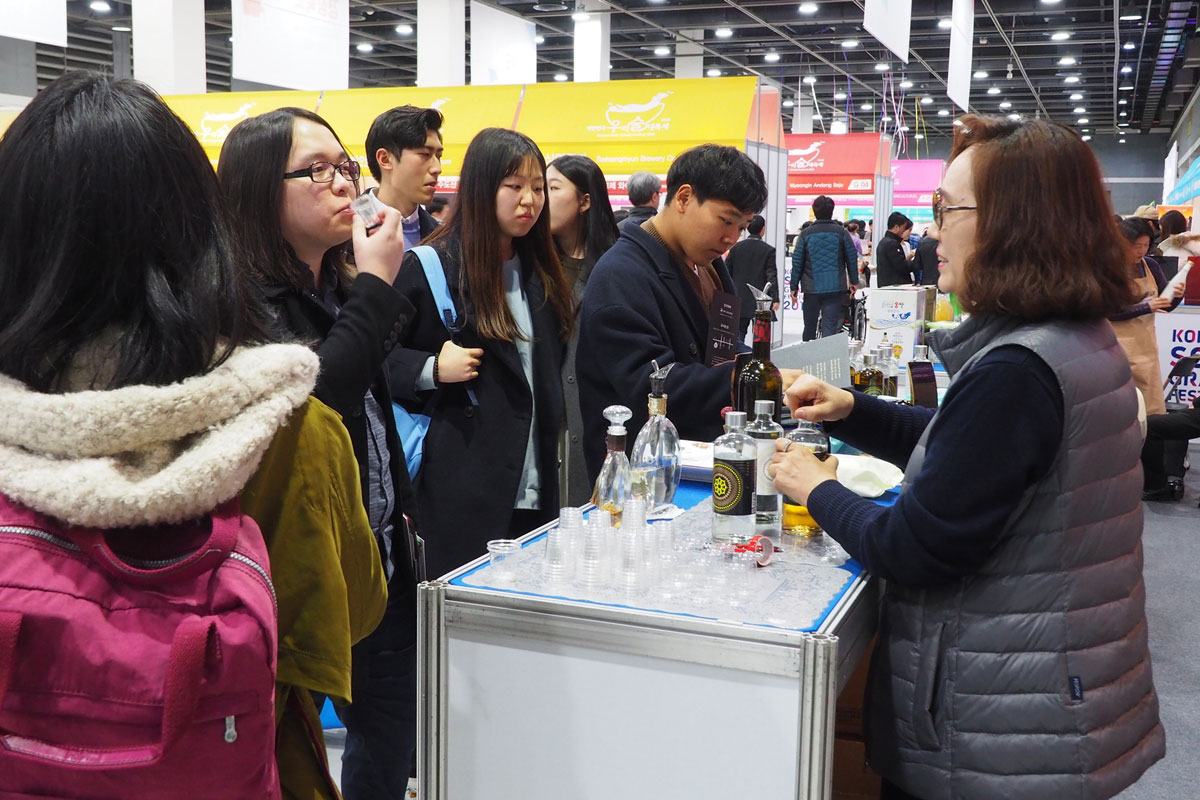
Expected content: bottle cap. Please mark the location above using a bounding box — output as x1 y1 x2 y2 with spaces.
753 399 775 416
648 359 675 398
603 404 633 435
748 282 774 311
912 345 928 360
724 410 748 430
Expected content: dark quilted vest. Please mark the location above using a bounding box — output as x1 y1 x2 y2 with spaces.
864 315 1165 800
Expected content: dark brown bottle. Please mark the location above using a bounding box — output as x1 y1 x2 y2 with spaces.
735 305 783 423
852 352 885 396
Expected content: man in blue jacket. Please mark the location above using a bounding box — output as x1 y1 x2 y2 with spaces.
790 195 859 340
577 144 802 479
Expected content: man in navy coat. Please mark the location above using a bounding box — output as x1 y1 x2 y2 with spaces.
577 144 802 479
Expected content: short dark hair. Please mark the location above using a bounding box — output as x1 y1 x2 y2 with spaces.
0 72 271 392
1160 209 1189 237
627 171 661 206
748 215 766 236
1118 217 1152 244
427 196 448 214
887 211 911 229
812 195 835 220
949 114 1135 320
364 105 444 181
665 144 767 213
219 107 357 293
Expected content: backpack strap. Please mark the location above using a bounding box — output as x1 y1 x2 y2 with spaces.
411 245 457 331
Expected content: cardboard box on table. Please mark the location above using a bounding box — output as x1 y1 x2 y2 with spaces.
865 287 927 364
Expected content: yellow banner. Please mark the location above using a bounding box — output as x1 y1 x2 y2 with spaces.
0 110 20 138
315 84 524 179
163 90 322 165
517 77 756 174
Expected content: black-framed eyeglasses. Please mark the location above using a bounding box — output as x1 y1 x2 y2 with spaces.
932 188 977 227
283 160 361 184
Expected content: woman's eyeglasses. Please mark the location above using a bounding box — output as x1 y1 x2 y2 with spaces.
283 160 361 184
931 188 977 227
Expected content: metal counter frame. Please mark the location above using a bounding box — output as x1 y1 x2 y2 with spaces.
417 522 878 800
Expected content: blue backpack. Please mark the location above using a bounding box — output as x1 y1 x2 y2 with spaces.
393 245 457 479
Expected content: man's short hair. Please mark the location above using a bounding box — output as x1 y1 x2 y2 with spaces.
365 105 444 181
627 171 661 207
887 211 911 230
812 195 835 220
747 214 766 236
665 144 767 213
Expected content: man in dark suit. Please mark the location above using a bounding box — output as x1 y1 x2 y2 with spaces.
915 231 941 285
875 211 915 287
366 105 443 248
577 145 802 479
724 214 777 341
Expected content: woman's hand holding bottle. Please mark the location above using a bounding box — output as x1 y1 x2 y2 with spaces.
351 207 405 285
783 373 855 422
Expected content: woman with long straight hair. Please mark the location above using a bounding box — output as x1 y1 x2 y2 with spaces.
387 127 573 579
218 107 419 800
546 154 620 505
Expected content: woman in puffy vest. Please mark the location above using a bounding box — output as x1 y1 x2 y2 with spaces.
769 115 1164 800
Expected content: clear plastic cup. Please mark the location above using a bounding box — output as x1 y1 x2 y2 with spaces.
544 526 568 585
486 539 521 585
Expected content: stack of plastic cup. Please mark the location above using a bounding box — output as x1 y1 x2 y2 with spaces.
618 523 642 598
551 507 584 583
577 511 610 594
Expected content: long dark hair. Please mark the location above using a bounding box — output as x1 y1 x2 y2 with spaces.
428 128 573 340
218 107 355 292
0 72 270 392
949 115 1135 320
548 154 619 264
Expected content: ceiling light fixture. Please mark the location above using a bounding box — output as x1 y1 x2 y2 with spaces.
112 24 131 32
89 0 111 11
554 73 568 81
999 101 1012 109
899 80 913 89
875 62 890 71
396 24 414 35
899 125 910 132
654 46 670 56
1050 31 1071 41
1119 13 1141 21
1007 113 1021 120
834 91 847 100
973 70 988 79
1119 84 1134 90
861 103 873 110
1064 76 1080 84
783 99 795 108
1082 135 1092 141
1069 92 1084 100
921 96 933 104
799 2 818 13
1073 107 1086 113
938 19 953 29
356 43 374 53
764 52 780 62
937 109 950 116
1119 138 1126 143
987 86 1001 95
1077 117 1088 123
1120 65 1132 73
1058 57 1077 66
531 3 569 10
572 10 590 22
707 68 723 77
1118 99 1127 105
1120 111 1127 117
715 27 733 38
1123 42 1135 50
803 75 818 84
841 39 859 48
812 113 823 120
915 134 925 140
534 35 545 44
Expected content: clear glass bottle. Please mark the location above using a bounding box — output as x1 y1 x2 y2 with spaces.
848 339 864 385
630 361 681 510
781 421 831 538
878 346 899 397
746 399 783 535
712 411 757 544
591 405 632 526
734 286 783 423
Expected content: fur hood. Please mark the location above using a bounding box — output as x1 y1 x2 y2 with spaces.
0 343 319 529
1162 232 1200 256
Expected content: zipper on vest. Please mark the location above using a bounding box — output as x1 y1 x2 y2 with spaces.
0 525 276 610
224 715 238 743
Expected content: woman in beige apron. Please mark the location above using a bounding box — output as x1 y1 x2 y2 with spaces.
1111 218 1184 415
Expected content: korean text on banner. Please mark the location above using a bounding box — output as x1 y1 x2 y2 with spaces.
232 0 348 91
863 0 912 64
947 0 974 112
0 0 66 47
516 77 756 178
785 133 889 197
164 90 323 166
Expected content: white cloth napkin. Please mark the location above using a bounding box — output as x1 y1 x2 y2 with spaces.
836 454 904 498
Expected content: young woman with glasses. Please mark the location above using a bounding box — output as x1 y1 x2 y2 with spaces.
768 116 1163 800
386 128 574 580
219 108 420 800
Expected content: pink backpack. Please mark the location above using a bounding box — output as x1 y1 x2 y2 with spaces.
0 496 280 799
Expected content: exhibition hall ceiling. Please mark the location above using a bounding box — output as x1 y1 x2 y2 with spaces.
54 0 1200 140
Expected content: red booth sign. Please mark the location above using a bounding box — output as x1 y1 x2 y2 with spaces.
786 133 890 197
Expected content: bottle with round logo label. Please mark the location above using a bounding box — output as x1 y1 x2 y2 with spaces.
712 411 757 544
